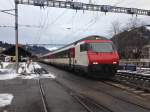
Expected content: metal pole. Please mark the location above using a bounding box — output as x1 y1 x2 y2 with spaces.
15 0 19 73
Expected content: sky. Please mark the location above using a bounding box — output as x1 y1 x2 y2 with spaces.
0 0 150 49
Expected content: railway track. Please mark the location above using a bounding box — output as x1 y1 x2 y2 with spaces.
33 66 50 112
34 66 114 112
55 76 150 112
72 94 114 112
95 81 150 111
55 80 114 112
36 63 150 112
114 72 150 92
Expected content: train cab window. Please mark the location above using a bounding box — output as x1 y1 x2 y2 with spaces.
89 42 114 52
80 43 88 52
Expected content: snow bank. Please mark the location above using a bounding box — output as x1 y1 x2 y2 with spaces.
0 62 18 80
18 73 56 79
18 62 56 79
118 69 150 76
32 62 42 69
0 62 56 80
1 62 10 68
0 93 14 107
0 73 19 80
146 26 150 31
18 62 41 74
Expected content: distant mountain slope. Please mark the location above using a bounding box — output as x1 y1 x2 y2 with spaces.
111 25 150 59
0 41 49 55
0 41 12 49
24 45 50 55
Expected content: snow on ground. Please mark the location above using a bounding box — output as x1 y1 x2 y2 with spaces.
0 72 19 80
18 73 56 79
0 93 14 107
0 62 56 80
1 62 10 68
118 67 150 76
18 62 56 79
0 62 18 80
145 26 150 31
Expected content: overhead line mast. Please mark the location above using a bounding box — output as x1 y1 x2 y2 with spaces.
15 0 19 73
14 0 150 73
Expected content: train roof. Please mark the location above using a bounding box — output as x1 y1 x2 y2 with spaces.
55 35 107 50
42 35 108 57
75 35 108 43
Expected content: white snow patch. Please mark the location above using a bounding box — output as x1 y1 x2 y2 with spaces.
18 62 56 79
0 63 19 80
1 62 10 68
118 68 150 76
0 93 14 107
47 47 58 51
0 73 19 80
19 73 56 79
33 62 42 69
146 26 150 31
18 62 37 74
0 62 56 80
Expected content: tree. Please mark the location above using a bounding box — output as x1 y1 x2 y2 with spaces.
109 20 122 49
111 21 121 35
123 17 146 31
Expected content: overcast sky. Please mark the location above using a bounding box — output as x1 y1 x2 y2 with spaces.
0 0 150 48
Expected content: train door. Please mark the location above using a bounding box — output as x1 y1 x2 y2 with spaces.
69 48 75 70
74 43 89 68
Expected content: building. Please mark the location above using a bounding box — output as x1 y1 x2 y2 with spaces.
141 44 150 59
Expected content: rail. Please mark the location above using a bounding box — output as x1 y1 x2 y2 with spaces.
33 65 50 112
115 72 150 92
55 80 114 112
34 66 113 112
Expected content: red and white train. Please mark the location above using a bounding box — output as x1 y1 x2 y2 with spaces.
41 35 119 78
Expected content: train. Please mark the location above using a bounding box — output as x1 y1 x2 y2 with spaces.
40 35 119 78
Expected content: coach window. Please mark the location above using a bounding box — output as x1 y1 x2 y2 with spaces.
80 43 88 52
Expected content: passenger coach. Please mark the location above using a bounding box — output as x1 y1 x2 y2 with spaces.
41 35 119 78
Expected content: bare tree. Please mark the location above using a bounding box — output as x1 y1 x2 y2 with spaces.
110 20 121 36
123 17 145 31
109 20 122 49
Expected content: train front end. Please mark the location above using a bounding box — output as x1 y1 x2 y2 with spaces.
86 40 119 77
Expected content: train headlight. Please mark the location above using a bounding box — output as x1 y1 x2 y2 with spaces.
93 62 98 64
113 61 117 64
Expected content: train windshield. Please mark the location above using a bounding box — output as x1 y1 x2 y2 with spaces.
88 42 114 52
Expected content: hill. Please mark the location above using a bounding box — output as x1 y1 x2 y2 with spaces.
24 45 50 55
111 25 150 59
0 41 49 55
